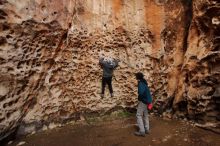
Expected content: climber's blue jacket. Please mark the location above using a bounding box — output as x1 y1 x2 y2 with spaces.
138 79 152 104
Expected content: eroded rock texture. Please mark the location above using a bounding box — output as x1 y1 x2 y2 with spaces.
182 0 220 133
0 0 219 140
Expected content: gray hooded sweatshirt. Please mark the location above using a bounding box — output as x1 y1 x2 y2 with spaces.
99 58 118 77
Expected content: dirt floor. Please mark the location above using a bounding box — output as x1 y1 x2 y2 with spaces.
7 114 220 146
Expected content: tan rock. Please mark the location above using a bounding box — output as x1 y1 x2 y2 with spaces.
0 0 219 140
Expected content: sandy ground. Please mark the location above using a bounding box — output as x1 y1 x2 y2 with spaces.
7 115 220 146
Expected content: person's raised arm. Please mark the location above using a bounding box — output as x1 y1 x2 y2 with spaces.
99 57 104 66
113 59 120 68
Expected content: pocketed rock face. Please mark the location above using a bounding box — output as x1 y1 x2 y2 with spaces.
182 0 220 132
159 0 220 133
0 0 72 139
0 0 219 140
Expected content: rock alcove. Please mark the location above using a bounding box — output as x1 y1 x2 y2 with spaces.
0 0 219 141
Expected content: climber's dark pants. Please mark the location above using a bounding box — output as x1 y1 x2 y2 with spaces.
101 77 113 94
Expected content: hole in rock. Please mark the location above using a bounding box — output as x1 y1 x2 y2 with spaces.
2 24 10 30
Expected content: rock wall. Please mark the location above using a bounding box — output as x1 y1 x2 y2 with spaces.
0 0 74 139
157 0 220 133
0 0 219 140
182 0 220 132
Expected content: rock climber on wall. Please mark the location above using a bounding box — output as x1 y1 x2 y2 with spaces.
99 56 119 98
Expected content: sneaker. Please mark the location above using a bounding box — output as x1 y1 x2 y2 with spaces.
145 127 150 134
134 131 145 137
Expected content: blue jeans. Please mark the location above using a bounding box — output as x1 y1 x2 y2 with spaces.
136 101 149 133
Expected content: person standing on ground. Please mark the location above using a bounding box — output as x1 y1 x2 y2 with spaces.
99 56 119 98
134 72 153 137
